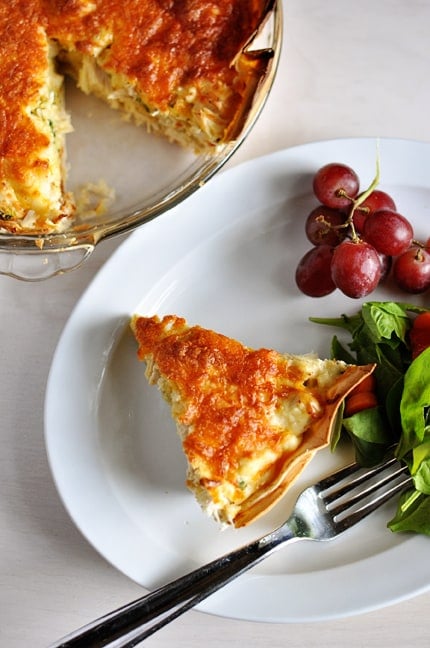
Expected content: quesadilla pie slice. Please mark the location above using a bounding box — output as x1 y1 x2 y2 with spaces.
130 314 375 527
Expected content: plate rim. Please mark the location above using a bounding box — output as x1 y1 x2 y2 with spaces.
44 136 430 623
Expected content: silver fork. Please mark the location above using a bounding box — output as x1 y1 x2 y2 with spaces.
50 454 412 648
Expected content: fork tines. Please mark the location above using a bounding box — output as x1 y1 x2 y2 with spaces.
317 455 413 530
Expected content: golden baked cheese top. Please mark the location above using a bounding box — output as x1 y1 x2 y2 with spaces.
48 0 267 106
1 0 274 232
131 314 375 527
0 7 38 161
134 315 322 478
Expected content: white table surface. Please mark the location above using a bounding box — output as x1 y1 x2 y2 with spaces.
2 1 430 646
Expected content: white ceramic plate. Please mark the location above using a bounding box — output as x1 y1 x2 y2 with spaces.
45 138 430 623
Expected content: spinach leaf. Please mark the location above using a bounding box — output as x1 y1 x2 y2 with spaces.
384 376 404 435
311 300 414 465
330 336 356 364
413 459 430 495
310 300 430 536
398 347 430 459
388 489 430 535
342 406 392 466
309 312 363 336
330 401 345 452
372 343 404 402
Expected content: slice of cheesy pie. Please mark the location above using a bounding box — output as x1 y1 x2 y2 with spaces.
131 314 375 527
0 0 274 234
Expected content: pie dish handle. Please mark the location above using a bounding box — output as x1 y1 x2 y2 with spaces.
0 244 95 281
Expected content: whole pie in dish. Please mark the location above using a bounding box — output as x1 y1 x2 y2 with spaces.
0 0 275 234
131 314 375 527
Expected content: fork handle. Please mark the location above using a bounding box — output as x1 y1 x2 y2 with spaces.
50 526 296 647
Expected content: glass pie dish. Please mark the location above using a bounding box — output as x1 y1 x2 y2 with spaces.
0 0 282 281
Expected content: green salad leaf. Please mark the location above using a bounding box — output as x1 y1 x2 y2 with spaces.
388 489 430 535
398 347 430 458
310 300 430 536
342 406 392 466
361 301 410 344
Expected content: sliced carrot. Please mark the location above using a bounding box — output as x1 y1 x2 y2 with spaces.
348 374 377 396
344 391 378 417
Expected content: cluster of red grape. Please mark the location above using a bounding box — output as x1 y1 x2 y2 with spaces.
295 162 430 298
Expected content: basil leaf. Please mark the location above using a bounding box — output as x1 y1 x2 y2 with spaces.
361 301 410 344
362 302 410 342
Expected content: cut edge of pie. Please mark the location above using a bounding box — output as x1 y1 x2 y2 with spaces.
0 1 276 235
130 314 375 528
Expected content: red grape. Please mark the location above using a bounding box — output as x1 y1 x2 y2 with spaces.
363 209 413 256
313 163 360 209
356 189 396 215
305 206 346 246
295 158 427 300
377 252 392 282
295 245 336 297
392 247 430 293
352 190 396 233
330 240 382 298
351 208 369 234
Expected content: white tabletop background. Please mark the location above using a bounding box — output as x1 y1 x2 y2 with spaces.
2 1 430 646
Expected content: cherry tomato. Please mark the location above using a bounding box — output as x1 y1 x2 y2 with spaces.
410 312 430 359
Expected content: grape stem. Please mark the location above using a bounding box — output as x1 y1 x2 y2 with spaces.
346 144 381 242
411 244 426 259
318 144 382 243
